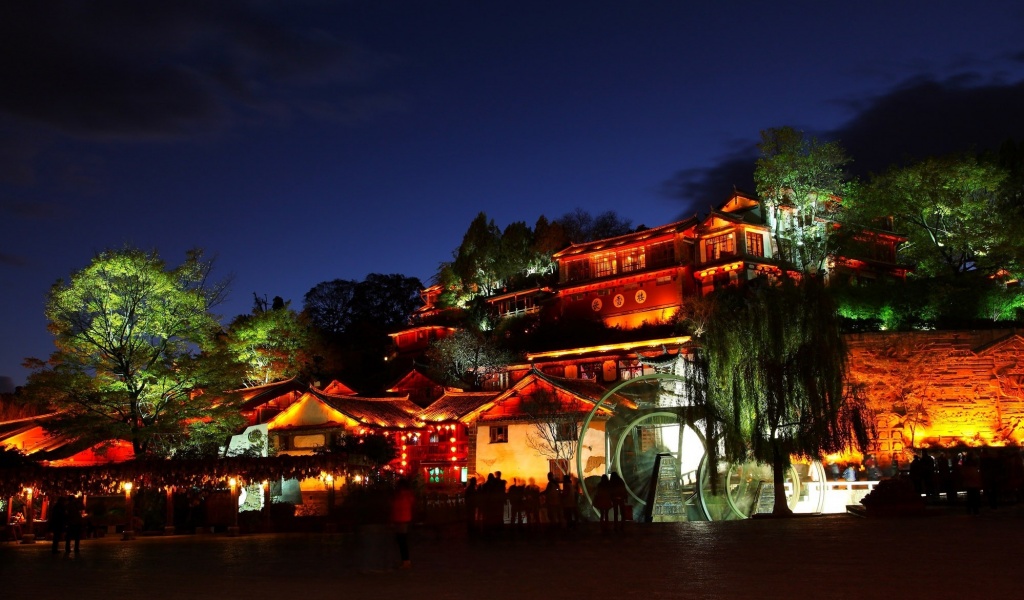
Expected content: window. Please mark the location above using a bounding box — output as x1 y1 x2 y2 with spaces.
704 234 735 261
555 423 578 442
745 232 764 257
566 259 590 282
489 426 508 444
619 247 645 273
592 253 616 278
619 359 644 380
579 362 601 380
647 241 674 268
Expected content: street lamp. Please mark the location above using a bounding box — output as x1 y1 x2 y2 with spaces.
228 477 239 536
122 482 135 540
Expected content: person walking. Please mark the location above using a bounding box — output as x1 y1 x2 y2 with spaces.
48 497 68 555
65 496 84 555
609 472 628 531
962 454 983 516
391 479 415 569
595 475 613 534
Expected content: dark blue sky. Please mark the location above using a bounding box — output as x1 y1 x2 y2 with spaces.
3 1 1024 388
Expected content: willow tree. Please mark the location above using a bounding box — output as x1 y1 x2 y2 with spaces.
697 277 870 515
25 248 244 456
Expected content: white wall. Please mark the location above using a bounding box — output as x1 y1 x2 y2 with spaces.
475 421 606 484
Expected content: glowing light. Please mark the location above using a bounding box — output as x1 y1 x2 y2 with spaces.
450 446 457 452
229 477 237 490
526 335 690 360
123 482 133 493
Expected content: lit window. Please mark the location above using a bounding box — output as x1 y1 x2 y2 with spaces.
592 253 616 278
619 247 645 273
745 232 764 257
704 234 735 261
489 426 508 444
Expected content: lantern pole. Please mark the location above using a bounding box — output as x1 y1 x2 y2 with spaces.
164 486 176 536
122 482 135 540
227 477 240 537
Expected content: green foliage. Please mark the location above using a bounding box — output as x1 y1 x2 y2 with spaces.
227 297 309 386
831 274 1024 330
436 209 628 310
24 247 244 456
755 126 852 274
693 277 870 514
859 154 1008 277
423 329 515 390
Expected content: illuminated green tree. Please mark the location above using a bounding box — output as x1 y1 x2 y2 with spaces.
858 154 1008 277
696 277 870 515
424 329 514 390
25 248 244 456
755 126 852 274
227 295 309 387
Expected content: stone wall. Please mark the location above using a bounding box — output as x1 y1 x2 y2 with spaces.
845 329 1024 464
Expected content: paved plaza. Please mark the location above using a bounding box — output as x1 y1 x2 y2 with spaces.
3 506 1023 599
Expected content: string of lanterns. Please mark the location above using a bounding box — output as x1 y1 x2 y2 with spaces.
0 453 369 498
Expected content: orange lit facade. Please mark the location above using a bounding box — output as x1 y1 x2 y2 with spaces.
553 217 698 329
847 330 1024 466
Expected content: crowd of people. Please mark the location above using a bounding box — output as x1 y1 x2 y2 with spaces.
828 448 1024 515
462 470 630 537
45 495 86 555
906 448 1024 514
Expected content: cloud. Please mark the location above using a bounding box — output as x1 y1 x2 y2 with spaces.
0 1 400 140
0 253 29 267
833 76 1024 176
665 72 1024 212
2 200 69 220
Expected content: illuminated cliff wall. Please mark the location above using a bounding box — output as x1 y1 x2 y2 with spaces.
846 330 1024 465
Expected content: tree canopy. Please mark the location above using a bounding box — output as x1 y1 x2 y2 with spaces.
755 126 852 274
24 248 244 457
423 329 515 390
858 154 1008 278
227 295 309 387
692 277 870 514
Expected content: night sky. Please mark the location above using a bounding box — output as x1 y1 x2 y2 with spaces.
3 1 1024 389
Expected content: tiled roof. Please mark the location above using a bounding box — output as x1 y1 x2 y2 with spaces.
234 378 310 411
530 370 637 409
418 391 501 422
314 390 423 429
552 217 698 259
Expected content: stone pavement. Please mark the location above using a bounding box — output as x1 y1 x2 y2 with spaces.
2 505 1023 600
